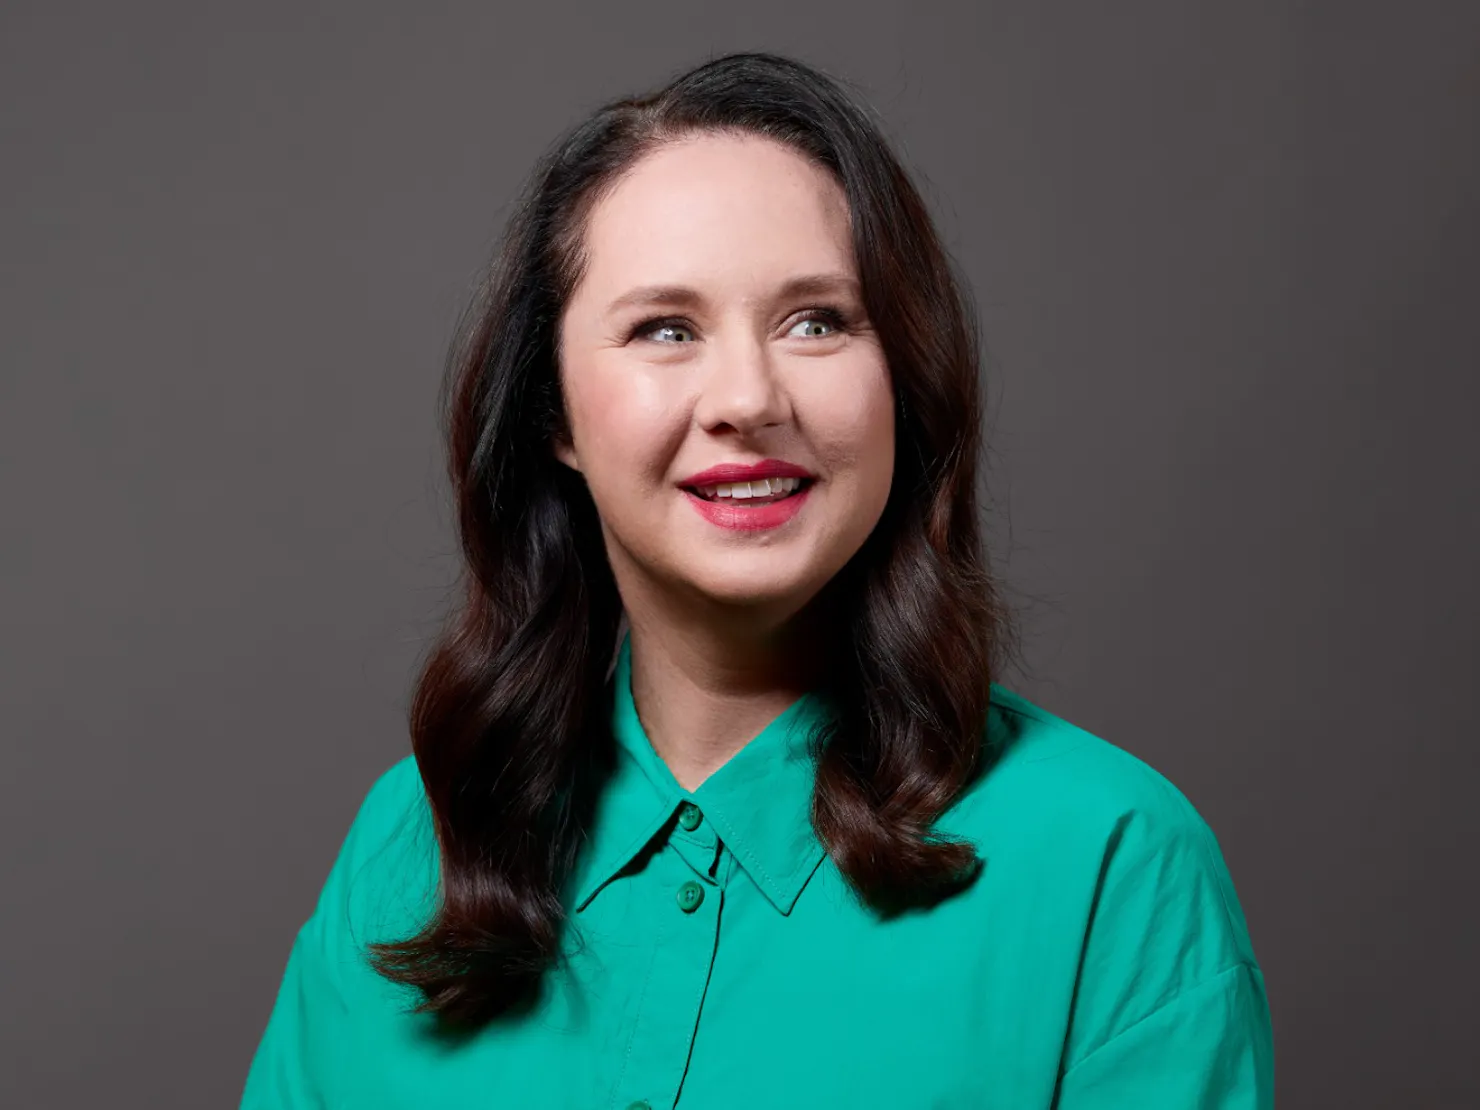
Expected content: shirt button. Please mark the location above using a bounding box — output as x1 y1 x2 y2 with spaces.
624 1103 651 1110
677 801 703 831
676 879 705 913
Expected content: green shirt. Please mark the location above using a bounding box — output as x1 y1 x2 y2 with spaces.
242 635 1273 1108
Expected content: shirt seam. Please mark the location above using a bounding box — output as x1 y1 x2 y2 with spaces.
575 802 674 911
610 904 668 1104
1091 738 1248 949
997 701 1248 951
1062 960 1257 1076
703 807 787 908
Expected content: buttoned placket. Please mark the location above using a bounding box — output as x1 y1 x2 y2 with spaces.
611 799 729 1110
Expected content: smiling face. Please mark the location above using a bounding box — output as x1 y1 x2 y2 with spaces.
554 131 895 624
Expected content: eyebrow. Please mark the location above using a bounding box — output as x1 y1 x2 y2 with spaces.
604 272 862 316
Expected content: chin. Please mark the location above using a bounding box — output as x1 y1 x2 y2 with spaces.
681 563 822 611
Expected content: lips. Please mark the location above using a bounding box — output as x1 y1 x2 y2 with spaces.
688 475 808 502
682 482 813 531
678 458 816 487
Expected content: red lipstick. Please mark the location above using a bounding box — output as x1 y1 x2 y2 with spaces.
678 458 816 532
678 459 815 486
682 485 812 531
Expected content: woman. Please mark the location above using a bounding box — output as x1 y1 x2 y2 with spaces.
242 51 1273 1108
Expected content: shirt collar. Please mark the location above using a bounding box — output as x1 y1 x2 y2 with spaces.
569 632 831 916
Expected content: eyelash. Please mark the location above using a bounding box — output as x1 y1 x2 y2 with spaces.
627 305 852 344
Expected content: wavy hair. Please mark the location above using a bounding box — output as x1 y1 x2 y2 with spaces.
368 50 1020 1030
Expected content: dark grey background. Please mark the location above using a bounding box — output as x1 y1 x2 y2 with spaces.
3 1 1475 1106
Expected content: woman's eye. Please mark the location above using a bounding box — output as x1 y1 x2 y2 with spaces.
786 308 848 339
633 308 848 344
640 321 695 343
788 316 836 338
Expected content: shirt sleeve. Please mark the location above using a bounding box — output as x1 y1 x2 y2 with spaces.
239 757 423 1109
1053 758 1276 1108
239 908 349 1109
1055 961 1273 1108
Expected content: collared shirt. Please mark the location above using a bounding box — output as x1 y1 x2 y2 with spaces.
242 634 1274 1108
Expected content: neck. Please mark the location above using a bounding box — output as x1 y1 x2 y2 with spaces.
622 602 830 793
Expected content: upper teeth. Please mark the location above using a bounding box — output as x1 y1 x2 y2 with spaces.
695 477 803 500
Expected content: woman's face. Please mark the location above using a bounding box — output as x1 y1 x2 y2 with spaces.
556 131 894 621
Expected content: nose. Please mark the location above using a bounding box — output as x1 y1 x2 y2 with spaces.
691 331 792 435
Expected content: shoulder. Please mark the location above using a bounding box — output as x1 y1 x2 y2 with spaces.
314 754 439 949
954 683 1226 850
342 754 428 859
950 686 1271 1073
944 683 1259 964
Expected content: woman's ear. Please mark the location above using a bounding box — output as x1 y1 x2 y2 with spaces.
551 430 581 473
549 370 580 471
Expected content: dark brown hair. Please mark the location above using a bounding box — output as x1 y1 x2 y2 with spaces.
368 51 1019 1030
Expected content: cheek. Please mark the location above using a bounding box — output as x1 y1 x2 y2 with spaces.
564 357 686 487
855 397 897 515
803 360 896 490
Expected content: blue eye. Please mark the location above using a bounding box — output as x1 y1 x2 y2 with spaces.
788 316 836 338
627 305 852 344
641 320 696 343
787 306 850 338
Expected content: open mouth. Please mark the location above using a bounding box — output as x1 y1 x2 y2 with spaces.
684 477 814 504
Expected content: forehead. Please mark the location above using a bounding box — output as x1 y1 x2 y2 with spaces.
574 132 856 298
